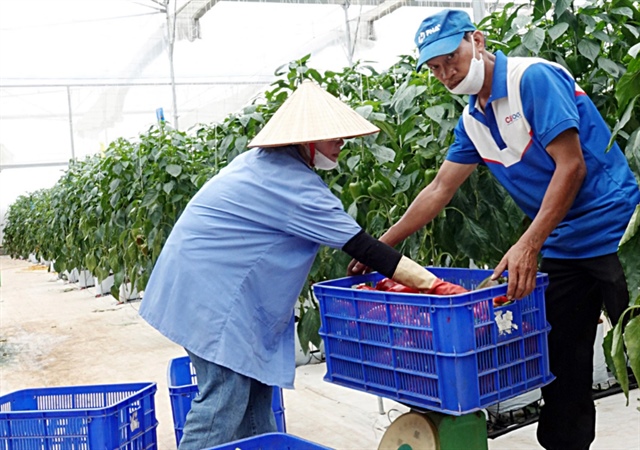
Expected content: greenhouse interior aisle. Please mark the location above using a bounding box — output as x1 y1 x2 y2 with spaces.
1 255 638 450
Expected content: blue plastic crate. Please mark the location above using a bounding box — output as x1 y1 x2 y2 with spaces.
167 356 285 447
312 267 555 415
205 432 332 450
0 382 157 449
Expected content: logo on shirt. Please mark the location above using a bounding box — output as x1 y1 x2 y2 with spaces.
505 112 522 125
418 24 441 44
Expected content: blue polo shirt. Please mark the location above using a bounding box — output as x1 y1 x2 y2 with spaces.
447 51 640 258
139 145 362 388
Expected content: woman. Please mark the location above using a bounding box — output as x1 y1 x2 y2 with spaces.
139 80 464 449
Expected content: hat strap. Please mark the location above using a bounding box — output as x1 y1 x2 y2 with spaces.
309 142 316 168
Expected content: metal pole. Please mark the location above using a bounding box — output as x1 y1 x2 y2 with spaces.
166 0 179 128
343 1 353 67
66 86 76 160
471 0 486 23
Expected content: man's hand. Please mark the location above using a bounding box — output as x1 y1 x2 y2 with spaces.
492 241 539 300
491 129 585 300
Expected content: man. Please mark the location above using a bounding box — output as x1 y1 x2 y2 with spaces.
139 80 464 449
350 9 640 450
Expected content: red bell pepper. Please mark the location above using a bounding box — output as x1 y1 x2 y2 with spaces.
387 283 421 293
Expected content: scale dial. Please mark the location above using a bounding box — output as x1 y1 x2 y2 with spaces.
378 411 438 450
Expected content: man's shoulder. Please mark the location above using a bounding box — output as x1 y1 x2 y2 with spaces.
505 55 572 81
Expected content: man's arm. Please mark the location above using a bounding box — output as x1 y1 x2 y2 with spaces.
348 160 476 274
493 128 586 299
381 160 477 247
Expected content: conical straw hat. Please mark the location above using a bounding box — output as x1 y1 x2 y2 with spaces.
248 80 379 148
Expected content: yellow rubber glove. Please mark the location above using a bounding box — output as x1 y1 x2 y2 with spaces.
392 256 467 295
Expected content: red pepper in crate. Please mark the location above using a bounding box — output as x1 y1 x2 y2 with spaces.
369 275 510 305
387 283 421 293
375 277 463 295
477 274 512 307
355 284 376 290
375 278 398 291
425 279 469 295
492 295 512 307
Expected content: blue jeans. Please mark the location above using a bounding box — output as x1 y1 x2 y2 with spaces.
178 350 277 450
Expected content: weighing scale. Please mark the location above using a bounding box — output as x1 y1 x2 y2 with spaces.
378 409 488 450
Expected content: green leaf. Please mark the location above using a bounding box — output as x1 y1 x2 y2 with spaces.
118 229 128 246
611 7 634 18
369 144 395 164
577 38 600 62
554 0 572 17
109 192 121 209
592 30 613 44
109 179 121 192
455 215 491 259
346 201 358 220
548 22 569 42
424 105 445 123
626 31 640 46
619 224 640 299
611 315 630 403
235 135 248 153
608 96 637 150
623 314 640 398
581 15 599 33
238 114 252 128
110 285 120 301
597 57 620 77
140 190 159 208
416 135 435 149
346 155 360 171
114 270 125 287
616 60 640 111
297 306 321 354
163 181 175 195
625 129 640 175
619 205 639 248
355 104 374 119
603 329 617 380
394 173 414 195
522 27 545 54
84 253 97 273
166 164 182 177
392 83 419 116
511 14 532 32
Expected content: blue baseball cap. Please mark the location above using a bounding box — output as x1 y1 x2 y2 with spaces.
414 9 476 71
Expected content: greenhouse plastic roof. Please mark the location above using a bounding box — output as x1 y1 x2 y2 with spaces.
0 0 494 241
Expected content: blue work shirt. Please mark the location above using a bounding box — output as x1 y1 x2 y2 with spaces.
447 51 640 258
139 145 362 388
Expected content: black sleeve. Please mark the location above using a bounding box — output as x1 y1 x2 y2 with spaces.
342 230 402 278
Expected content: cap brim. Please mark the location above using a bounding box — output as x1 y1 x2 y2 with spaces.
416 31 466 71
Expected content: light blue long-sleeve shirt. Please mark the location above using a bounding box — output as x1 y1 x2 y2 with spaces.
139 145 362 387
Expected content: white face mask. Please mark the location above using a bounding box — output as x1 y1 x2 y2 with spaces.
303 144 339 171
448 41 485 95
313 151 339 170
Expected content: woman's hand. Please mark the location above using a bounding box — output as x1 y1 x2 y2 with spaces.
347 258 370 276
